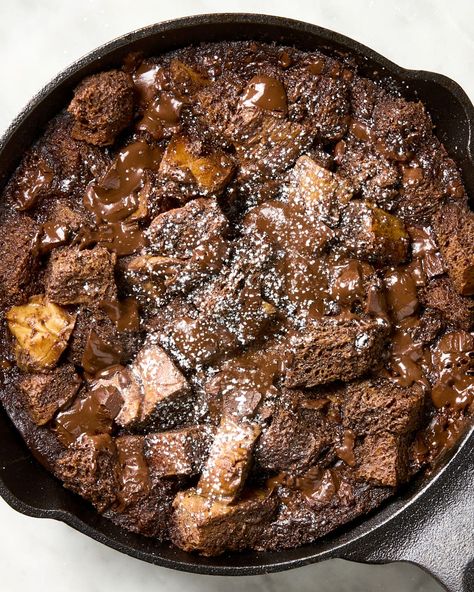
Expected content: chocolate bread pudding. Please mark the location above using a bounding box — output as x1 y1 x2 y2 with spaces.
0 41 473 556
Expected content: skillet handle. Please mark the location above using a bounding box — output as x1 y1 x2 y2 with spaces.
342 433 474 592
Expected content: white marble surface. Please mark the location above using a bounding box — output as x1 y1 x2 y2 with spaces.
0 1 472 590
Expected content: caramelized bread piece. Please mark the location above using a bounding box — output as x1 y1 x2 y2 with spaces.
45 245 117 306
19 364 81 426
432 202 474 296
285 316 388 388
171 488 277 556
197 417 261 503
56 433 119 511
159 135 235 195
340 201 409 265
286 155 353 226
115 435 151 507
169 59 210 96
68 70 134 146
6 296 76 372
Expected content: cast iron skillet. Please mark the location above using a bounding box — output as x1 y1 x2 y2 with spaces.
0 13 472 592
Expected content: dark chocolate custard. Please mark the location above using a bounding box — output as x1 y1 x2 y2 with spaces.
0 41 473 556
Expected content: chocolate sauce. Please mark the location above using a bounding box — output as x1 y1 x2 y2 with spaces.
241 76 288 114
386 316 432 389
78 221 147 257
335 429 356 466
350 121 371 142
424 411 467 459
430 331 474 410
402 166 423 184
82 330 124 375
279 51 292 69
37 221 70 255
84 141 162 223
384 269 419 321
138 92 182 139
16 162 53 210
55 386 123 447
99 298 140 332
330 260 365 308
133 61 166 106
308 58 325 75
117 437 151 507
296 467 340 505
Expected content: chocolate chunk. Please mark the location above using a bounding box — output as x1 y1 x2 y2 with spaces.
68 70 134 146
384 268 419 322
56 433 119 511
285 317 388 388
93 366 142 429
18 364 81 426
171 488 277 556
342 377 425 436
45 245 117 306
